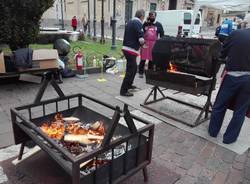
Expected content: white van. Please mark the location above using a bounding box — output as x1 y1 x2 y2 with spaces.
152 10 202 37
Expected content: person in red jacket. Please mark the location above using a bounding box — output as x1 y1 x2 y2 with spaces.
71 16 77 31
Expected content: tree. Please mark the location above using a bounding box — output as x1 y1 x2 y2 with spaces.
0 0 54 51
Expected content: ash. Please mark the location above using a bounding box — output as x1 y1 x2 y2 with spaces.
80 136 132 175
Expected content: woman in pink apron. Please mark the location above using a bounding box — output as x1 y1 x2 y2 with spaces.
139 12 164 78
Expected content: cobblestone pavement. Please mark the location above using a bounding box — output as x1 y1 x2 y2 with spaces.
0 73 250 184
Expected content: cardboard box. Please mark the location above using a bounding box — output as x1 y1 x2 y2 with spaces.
0 52 6 73
32 49 59 69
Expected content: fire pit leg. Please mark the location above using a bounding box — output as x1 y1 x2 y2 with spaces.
205 79 215 118
18 142 26 160
153 87 157 101
143 167 148 182
123 104 137 134
34 72 65 104
204 102 211 119
143 86 166 105
143 88 155 105
72 164 80 184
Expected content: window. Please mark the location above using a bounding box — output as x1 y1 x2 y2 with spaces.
194 13 200 25
184 13 200 25
169 0 177 10
150 3 157 11
184 13 191 24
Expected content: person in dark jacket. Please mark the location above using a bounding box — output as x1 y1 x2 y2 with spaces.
138 11 164 78
215 25 221 37
218 18 233 43
208 13 250 144
120 9 145 97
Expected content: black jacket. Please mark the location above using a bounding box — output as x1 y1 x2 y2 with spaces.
122 18 144 51
142 21 164 37
221 28 250 72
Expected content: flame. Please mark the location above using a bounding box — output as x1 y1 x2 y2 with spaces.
40 114 105 144
167 62 177 72
40 121 65 140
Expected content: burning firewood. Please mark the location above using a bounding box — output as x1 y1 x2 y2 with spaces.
80 159 109 171
40 113 106 155
54 113 63 121
64 134 104 145
90 121 101 130
66 123 88 135
80 159 93 169
63 117 80 122
90 121 105 136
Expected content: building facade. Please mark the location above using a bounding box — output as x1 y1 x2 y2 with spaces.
41 0 221 29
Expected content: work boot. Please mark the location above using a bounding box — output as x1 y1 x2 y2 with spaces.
129 85 137 89
128 85 140 92
120 91 134 97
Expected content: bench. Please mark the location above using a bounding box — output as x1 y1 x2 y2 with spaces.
0 68 62 84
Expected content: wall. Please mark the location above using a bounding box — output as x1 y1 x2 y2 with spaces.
201 7 222 27
41 0 222 29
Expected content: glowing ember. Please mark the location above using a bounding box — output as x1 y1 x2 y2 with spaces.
167 62 177 72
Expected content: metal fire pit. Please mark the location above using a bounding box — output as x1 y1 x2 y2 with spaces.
145 71 212 95
11 72 154 184
142 36 222 126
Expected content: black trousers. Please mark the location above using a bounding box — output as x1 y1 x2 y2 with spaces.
218 34 228 43
138 60 153 75
208 75 250 142
120 51 137 94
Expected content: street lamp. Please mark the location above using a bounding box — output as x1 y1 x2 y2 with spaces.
111 0 117 49
87 0 91 37
60 0 65 30
93 0 97 41
100 0 105 44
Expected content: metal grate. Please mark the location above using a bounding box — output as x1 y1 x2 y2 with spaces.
11 93 154 184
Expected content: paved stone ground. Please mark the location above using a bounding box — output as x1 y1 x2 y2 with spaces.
0 73 250 184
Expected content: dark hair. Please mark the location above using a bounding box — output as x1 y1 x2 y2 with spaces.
149 11 157 17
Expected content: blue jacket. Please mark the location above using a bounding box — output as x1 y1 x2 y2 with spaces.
122 17 144 55
222 28 250 72
219 19 233 37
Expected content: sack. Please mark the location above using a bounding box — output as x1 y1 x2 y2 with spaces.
14 48 33 69
61 67 75 78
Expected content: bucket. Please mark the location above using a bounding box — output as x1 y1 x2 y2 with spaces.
116 59 126 72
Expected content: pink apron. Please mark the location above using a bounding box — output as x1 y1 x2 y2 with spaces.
140 26 158 61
